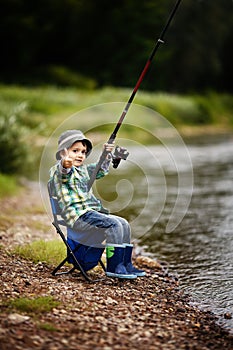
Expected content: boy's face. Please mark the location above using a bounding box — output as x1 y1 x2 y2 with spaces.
64 141 87 167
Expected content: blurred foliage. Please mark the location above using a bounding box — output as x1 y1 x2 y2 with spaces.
0 85 232 185
42 65 97 89
0 107 29 174
0 0 232 92
0 102 42 175
0 173 19 197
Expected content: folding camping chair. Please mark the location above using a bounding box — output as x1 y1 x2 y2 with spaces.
47 181 106 283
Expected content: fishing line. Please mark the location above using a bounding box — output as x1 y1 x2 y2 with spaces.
88 0 182 190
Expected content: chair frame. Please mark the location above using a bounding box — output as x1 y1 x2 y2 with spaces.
48 182 106 283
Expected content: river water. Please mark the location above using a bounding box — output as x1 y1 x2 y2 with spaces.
97 134 233 333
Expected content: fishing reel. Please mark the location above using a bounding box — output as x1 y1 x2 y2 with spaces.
112 146 129 169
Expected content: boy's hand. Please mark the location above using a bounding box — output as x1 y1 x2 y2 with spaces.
62 148 73 169
104 142 114 153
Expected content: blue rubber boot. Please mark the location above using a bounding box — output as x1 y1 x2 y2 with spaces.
106 245 137 279
124 244 146 277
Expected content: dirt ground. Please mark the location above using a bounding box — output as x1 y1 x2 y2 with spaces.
0 182 233 350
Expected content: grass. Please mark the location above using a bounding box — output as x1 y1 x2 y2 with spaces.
12 239 66 266
25 204 49 215
0 213 15 231
37 322 59 331
0 173 20 197
7 296 60 314
136 91 233 127
28 221 51 233
0 85 232 136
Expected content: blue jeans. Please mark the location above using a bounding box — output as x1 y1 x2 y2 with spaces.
71 210 131 247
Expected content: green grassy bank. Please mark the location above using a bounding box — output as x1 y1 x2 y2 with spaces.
0 84 232 196
1 85 232 133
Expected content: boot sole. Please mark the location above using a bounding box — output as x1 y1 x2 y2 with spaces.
132 272 146 277
106 272 137 279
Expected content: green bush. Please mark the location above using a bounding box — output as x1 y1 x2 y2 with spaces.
0 103 37 175
140 93 213 125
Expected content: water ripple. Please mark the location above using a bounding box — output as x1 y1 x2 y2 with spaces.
139 139 233 333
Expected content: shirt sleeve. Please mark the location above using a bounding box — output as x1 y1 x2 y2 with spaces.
100 153 112 173
87 153 112 180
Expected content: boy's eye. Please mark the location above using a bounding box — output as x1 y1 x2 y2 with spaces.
72 149 86 155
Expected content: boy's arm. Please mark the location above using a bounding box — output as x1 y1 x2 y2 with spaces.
100 153 112 172
87 157 111 179
98 142 114 175
88 143 114 179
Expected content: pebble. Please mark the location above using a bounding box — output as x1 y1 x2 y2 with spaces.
224 312 232 320
7 313 30 325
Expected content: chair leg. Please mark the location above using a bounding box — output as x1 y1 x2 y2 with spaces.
52 257 106 283
52 250 104 283
52 257 76 276
51 252 91 281
99 258 106 271
51 222 106 282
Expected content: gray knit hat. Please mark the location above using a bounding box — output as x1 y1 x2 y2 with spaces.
56 129 92 160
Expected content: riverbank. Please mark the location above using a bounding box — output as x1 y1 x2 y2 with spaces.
0 183 233 349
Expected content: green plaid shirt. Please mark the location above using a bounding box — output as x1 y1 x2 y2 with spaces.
49 161 109 227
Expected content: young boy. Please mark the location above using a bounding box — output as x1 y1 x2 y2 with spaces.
49 129 145 279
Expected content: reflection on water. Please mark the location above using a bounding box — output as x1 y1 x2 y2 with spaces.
101 135 233 333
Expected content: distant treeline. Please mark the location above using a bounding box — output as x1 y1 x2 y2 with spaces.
0 0 232 92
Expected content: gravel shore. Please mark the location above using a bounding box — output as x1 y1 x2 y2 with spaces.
0 183 232 349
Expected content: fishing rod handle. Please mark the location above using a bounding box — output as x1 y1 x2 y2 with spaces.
87 144 112 191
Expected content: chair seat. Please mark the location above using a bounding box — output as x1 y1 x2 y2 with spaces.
67 238 104 271
67 227 105 248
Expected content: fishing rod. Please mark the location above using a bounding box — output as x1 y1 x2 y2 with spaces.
88 0 182 191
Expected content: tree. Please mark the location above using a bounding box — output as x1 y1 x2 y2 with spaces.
0 0 232 92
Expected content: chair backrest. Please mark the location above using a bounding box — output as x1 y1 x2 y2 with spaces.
50 194 62 216
47 181 66 226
